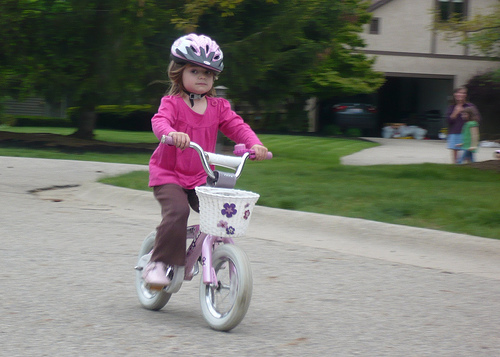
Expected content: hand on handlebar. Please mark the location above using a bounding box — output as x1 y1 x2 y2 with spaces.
162 135 273 161
168 132 190 151
250 144 269 161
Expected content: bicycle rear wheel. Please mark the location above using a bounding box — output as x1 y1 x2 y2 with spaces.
135 231 171 310
199 244 253 331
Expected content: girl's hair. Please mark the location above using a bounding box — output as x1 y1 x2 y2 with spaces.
454 86 467 94
165 61 217 97
462 107 477 121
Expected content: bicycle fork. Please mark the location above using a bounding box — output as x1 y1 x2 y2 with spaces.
186 226 235 286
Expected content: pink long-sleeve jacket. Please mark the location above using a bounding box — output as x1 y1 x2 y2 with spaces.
149 95 263 189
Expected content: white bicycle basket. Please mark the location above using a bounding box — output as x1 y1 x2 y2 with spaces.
195 186 260 238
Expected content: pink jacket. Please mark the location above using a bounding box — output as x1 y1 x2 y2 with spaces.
149 95 263 189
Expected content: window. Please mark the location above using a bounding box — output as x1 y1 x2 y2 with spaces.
369 17 380 34
437 0 467 21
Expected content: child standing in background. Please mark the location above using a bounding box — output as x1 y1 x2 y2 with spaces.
446 87 480 164
456 107 479 164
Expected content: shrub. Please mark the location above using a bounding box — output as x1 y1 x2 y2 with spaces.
68 105 154 131
466 71 500 140
1 115 72 127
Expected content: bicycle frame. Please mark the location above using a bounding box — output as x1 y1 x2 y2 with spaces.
136 137 271 330
158 225 236 294
184 225 235 285
154 138 270 294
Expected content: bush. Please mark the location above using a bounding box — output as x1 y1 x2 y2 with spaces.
1 115 72 128
323 124 342 136
0 113 16 126
466 71 500 140
68 105 154 131
345 128 362 137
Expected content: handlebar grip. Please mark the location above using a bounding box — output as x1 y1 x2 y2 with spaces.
233 143 273 159
161 135 174 145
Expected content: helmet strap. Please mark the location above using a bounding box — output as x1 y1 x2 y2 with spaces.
184 90 206 107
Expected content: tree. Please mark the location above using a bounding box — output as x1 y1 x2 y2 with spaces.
0 0 176 138
432 2 500 138
1 0 384 135
466 72 500 140
169 0 385 130
0 1 37 104
432 2 500 58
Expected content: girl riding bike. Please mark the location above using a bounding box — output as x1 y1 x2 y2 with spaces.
144 33 268 289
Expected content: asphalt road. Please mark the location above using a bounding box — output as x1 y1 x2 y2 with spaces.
1 140 499 356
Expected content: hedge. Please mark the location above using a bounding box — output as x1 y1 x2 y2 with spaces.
0 115 72 128
68 104 154 131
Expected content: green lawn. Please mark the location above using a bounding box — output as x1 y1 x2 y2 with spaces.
0 126 158 143
0 126 155 164
1 127 499 239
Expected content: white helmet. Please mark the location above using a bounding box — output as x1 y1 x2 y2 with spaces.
171 34 224 73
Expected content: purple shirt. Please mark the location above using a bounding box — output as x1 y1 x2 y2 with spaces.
149 95 262 189
446 102 480 135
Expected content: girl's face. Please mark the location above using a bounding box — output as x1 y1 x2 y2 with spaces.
462 111 470 120
182 64 215 94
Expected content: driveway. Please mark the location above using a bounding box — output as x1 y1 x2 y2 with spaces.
342 137 499 165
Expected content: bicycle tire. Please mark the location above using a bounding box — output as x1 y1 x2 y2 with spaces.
199 244 253 331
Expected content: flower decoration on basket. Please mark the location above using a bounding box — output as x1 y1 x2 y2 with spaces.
217 220 228 229
217 220 235 235
221 203 237 218
243 203 251 220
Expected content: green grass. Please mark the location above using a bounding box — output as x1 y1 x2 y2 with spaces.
0 125 158 143
1 127 499 239
0 126 155 164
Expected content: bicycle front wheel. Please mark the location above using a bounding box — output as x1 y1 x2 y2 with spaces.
199 244 253 331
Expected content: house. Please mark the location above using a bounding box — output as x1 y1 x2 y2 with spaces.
3 97 67 118
359 0 500 136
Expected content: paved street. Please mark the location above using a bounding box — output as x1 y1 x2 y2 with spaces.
1 146 499 356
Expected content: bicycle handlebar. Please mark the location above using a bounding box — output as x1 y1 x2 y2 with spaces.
160 135 271 187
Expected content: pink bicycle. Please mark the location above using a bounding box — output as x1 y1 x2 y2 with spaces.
135 135 271 331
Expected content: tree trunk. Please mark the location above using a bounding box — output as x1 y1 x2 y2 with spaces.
72 110 96 140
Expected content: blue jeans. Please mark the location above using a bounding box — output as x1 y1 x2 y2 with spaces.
458 150 475 164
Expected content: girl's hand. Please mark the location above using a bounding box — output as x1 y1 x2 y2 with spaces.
168 131 190 150
251 144 268 161
468 147 476 151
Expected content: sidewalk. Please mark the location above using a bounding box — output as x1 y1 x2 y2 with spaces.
342 137 499 165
